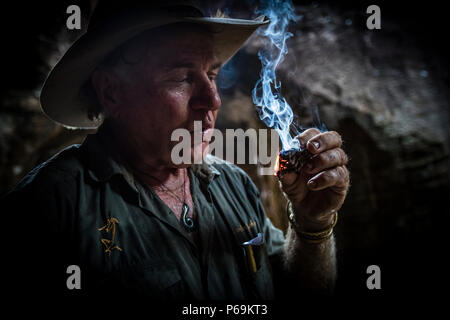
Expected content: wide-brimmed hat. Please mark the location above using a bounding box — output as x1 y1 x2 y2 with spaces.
40 0 268 129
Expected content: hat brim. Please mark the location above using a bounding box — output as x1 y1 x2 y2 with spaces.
40 15 268 129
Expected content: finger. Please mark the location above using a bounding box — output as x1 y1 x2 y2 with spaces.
296 128 321 149
307 166 349 191
304 148 348 175
306 131 342 154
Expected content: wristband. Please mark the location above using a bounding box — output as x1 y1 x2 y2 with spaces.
286 201 338 243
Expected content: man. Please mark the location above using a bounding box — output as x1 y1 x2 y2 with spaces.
2 1 349 302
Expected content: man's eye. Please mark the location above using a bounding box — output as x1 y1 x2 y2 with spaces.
173 75 193 83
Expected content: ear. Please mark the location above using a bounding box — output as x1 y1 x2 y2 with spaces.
91 69 123 117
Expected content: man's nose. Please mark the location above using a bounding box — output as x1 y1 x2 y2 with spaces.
190 74 222 111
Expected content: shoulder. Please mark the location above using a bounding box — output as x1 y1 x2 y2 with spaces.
206 154 251 180
1 144 86 234
4 144 84 201
205 154 261 198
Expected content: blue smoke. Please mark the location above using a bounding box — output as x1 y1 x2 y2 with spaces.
252 0 301 150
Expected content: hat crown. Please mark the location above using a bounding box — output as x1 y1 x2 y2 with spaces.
88 0 204 31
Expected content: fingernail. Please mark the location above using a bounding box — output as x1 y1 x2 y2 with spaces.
308 180 316 189
312 141 320 149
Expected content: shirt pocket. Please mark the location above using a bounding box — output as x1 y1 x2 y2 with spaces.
118 259 185 299
235 232 275 299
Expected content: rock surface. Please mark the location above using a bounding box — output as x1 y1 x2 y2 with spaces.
217 3 450 294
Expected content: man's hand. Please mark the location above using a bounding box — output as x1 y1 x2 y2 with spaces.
279 128 350 232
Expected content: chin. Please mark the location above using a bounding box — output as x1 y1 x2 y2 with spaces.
169 141 210 168
191 142 210 164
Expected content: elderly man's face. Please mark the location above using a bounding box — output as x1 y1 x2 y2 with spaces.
102 26 222 167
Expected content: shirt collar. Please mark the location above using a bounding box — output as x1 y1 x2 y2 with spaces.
190 154 222 184
80 126 135 191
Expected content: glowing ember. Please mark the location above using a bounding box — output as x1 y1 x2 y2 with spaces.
275 148 312 179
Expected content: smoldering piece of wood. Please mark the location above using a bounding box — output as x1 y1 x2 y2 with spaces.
276 148 313 178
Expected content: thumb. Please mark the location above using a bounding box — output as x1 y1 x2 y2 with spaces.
278 169 311 204
279 172 298 188
278 171 299 193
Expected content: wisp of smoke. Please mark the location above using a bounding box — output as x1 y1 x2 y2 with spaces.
251 0 301 151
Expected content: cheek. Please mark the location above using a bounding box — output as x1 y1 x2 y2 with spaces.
164 87 190 106
117 74 192 131
132 90 191 138
152 88 191 120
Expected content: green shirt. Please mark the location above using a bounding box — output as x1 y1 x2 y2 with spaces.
2 127 285 300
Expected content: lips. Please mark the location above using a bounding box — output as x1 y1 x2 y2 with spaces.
189 128 213 141
202 128 214 142
188 125 214 144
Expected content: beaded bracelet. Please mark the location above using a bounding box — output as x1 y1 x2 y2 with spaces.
286 201 338 244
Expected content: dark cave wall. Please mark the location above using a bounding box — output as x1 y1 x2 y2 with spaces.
216 2 450 293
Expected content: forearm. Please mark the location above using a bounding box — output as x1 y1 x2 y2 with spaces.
276 128 348 294
283 227 337 293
